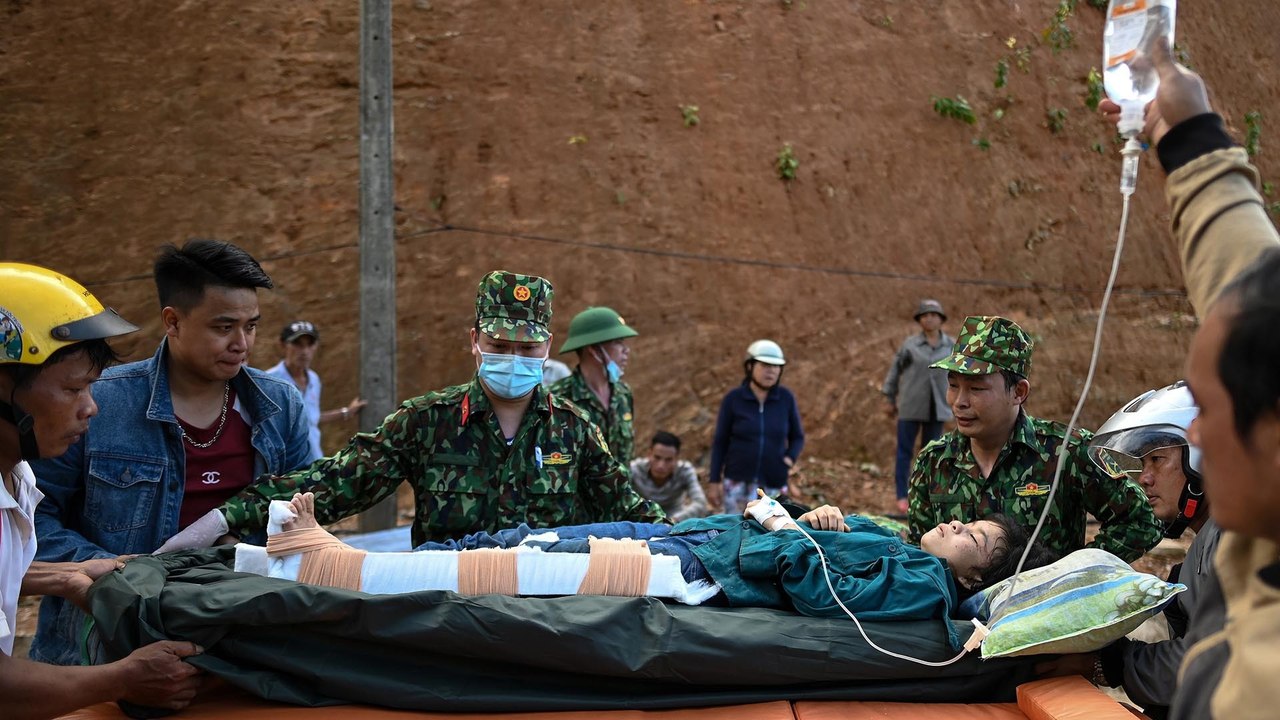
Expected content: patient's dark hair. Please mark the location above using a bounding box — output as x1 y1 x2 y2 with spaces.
963 514 1058 599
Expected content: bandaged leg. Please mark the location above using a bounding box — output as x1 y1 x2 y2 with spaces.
234 493 720 604
263 492 367 591
576 537 652 596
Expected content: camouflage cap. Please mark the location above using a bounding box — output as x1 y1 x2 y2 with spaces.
475 271 553 342
930 315 1033 378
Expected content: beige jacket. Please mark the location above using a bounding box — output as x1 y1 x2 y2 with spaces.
1167 147 1280 720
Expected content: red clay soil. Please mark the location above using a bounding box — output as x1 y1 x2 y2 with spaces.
3 1 1279 515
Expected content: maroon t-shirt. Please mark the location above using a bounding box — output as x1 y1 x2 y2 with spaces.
177 388 254 529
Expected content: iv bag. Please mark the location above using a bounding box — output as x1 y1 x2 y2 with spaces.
1103 0 1176 134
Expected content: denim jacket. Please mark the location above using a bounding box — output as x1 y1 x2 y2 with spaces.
30 339 311 664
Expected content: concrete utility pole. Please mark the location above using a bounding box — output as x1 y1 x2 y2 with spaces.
357 0 398 531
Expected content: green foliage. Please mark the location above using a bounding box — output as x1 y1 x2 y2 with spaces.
1174 42 1193 69
776 143 799 181
679 104 700 128
1046 108 1068 134
877 15 893 28
1269 202 1280 218
1092 142 1105 154
932 95 977 125
1084 0 1107 7
431 195 446 210
1263 181 1276 197
1014 47 1033 73
1042 0 1075 53
972 137 991 151
615 190 627 205
568 134 588 145
1245 111 1262 157
1084 67 1104 111
994 59 1009 89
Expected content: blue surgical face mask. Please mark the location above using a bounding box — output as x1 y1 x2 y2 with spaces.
476 346 546 399
596 346 623 383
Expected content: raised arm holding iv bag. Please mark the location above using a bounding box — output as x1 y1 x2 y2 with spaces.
1104 0 1176 194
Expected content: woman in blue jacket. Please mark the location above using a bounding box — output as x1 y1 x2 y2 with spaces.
709 339 805 514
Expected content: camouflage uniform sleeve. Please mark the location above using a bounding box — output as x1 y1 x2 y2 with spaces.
1071 432 1164 561
221 402 423 535
577 417 667 524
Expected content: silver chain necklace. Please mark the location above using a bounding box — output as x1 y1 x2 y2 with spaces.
180 383 230 449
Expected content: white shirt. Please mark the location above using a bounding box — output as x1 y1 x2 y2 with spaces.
266 360 323 463
1 461 42 655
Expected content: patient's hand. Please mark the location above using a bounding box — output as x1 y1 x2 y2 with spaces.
282 492 321 532
797 505 850 532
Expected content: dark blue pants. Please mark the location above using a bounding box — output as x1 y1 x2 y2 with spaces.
894 419 944 500
413 521 717 583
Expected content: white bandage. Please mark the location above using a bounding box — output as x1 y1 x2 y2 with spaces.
153 509 229 554
747 496 797 531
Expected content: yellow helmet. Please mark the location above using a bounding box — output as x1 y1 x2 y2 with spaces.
0 262 139 366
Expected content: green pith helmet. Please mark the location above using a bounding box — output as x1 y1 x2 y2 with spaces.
931 315 1033 378
558 306 638 354
475 270 554 342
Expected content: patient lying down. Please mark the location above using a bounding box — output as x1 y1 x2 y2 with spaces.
235 492 1046 622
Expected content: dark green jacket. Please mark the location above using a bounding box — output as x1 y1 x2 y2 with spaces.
674 514 961 645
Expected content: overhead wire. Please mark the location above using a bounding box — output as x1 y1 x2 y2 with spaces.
78 208 1188 303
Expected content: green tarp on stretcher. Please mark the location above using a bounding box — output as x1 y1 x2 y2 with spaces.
88 547 1038 712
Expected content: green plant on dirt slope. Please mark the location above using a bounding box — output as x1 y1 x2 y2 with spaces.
1046 108 1068 134
994 59 1009 89
931 95 976 125
680 104 700 127
776 143 799 180
1043 0 1075 53
1084 67 1104 111
1245 111 1262 157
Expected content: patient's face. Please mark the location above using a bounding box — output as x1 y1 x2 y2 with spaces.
918 520 1005 589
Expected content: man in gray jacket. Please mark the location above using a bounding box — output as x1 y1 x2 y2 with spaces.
882 299 954 513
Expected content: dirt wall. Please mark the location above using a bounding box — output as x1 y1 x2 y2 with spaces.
3 1 1278 481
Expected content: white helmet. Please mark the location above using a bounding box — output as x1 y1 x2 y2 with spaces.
745 339 786 366
1089 381 1204 538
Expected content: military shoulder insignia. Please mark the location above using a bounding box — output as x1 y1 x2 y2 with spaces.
543 451 572 466
1014 482 1050 497
622 412 632 422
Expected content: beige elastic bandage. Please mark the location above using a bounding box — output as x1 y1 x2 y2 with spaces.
576 537 652 597
457 548 521 596
266 526 367 591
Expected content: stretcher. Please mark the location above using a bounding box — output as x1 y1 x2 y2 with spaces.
73 548 1141 717
58 677 1141 719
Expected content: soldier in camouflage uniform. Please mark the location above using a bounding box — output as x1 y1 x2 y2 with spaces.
217 271 665 547
549 306 638 465
906 315 1161 562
